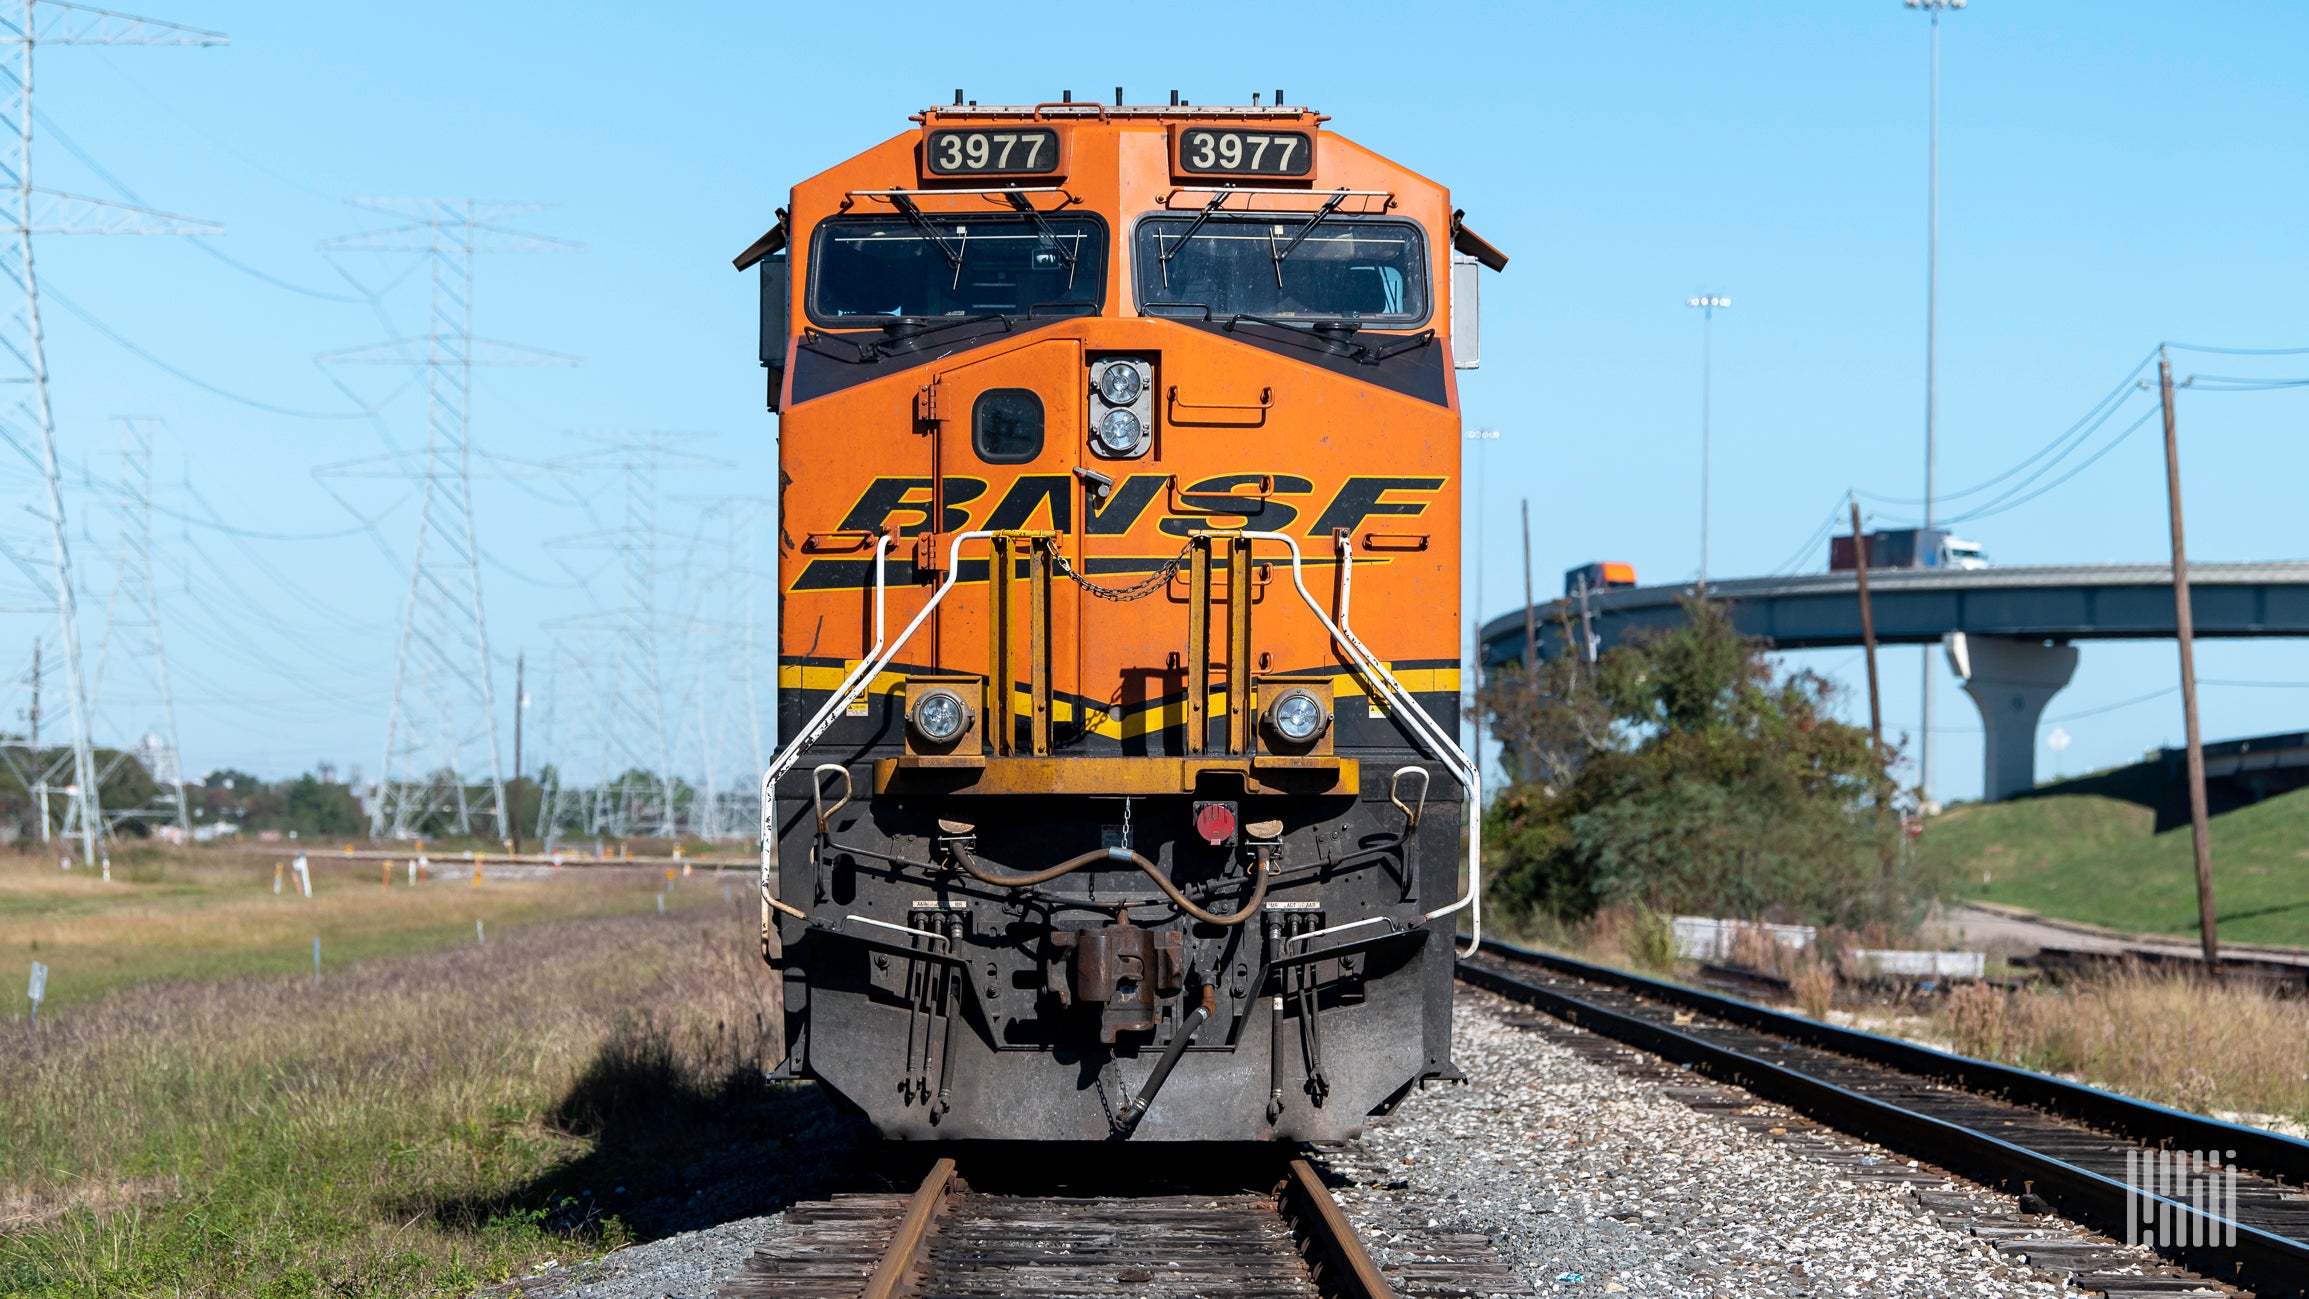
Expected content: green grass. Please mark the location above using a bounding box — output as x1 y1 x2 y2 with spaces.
1 846 742 1010
1922 777 2309 946
0 896 853 1297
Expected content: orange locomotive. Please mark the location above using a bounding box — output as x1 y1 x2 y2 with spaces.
737 94 1505 1141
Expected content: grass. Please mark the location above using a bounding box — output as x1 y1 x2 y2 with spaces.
1 845 743 1009
1937 970 2309 1128
0 893 858 1297
1920 780 2309 946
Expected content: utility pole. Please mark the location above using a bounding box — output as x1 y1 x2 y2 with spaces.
1849 497 1884 755
1520 498 1536 684
510 649 524 854
30 637 44 842
1906 0 1963 808
1686 295 1730 592
2158 348 2217 968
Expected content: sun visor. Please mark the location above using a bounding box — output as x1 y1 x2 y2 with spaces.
732 212 789 271
1450 212 1508 272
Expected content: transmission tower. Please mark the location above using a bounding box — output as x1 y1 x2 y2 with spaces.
0 2 222 861
90 417 188 836
546 432 723 840
317 200 578 842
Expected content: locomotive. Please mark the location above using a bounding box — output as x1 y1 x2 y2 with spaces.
736 93 1504 1142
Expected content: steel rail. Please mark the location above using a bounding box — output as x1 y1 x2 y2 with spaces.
1460 942 2309 1298
860 1156 955 1299
1476 939 2309 1187
1280 1156 1400 1299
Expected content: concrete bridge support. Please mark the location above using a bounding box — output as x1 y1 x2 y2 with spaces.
1949 634 2079 802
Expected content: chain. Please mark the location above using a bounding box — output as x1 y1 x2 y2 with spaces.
1053 540 1196 603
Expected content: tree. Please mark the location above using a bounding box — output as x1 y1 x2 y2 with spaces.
1483 596 1934 929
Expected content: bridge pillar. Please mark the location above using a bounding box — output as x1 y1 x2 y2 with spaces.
1950 635 2079 802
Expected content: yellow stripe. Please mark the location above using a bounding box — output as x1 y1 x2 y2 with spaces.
777 663 1461 740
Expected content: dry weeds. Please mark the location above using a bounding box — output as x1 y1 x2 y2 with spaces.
1934 967 2309 1124
0 905 850 1296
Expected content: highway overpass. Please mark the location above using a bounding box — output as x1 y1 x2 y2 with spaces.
1476 562 2309 801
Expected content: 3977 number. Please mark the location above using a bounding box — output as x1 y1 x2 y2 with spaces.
926 128 1061 175
1175 129 1313 176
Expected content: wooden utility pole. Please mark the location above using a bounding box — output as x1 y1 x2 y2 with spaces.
1848 498 1884 755
2159 348 2218 969
1520 499 1536 684
509 650 525 856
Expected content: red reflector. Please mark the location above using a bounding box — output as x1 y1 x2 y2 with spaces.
1194 802 1238 846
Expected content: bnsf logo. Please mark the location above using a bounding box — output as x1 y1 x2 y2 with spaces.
794 473 1443 590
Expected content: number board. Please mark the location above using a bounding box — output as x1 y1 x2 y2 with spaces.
924 127 1065 177
1172 126 1315 178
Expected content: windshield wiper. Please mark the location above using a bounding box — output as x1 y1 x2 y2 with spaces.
885 192 964 273
1156 187 1233 291
1002 189 1076 272
1269 188 1350 283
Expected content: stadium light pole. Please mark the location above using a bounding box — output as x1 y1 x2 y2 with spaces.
1686 296 1730 592
1907 0 1963 809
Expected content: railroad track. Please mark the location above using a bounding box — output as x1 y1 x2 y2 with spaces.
1460 940 2309 1298
716 1150 1514 1299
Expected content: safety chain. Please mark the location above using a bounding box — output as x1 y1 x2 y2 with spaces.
1053 540 1196 603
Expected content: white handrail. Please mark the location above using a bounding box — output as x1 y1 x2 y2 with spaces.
1236 530 1482 956
759 532 996 912
756 528 1481 959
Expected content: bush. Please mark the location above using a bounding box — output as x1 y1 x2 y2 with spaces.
1484 596 1938 931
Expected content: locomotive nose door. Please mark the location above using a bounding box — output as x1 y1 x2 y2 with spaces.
925 339 1085 744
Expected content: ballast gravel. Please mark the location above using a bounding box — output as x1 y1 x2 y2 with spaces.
524 989 2107 1298
498 1211 805 1299
1317 988 2074 1297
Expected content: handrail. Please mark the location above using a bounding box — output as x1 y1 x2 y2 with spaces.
758 527 1483 959
1235 530 1481 955
759 531 997 959
1166 383 1272 425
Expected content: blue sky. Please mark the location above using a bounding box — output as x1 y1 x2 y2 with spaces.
14 1 2307 801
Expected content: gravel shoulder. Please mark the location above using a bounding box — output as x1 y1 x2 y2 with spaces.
519 986 2191 1299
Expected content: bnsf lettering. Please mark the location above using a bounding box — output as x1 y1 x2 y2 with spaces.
1085 474 1169 535
982 474 1073 532
823 473 1442 547
1307 477 1446 538
835 476 985 536
1157 473 1314 538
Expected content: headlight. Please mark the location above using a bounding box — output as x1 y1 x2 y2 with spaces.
909 688 971 744
1098 362 1144 406
1096 408 1143 453
1265 688 1328 743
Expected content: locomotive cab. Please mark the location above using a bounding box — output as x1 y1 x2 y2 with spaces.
739 98 1503 1142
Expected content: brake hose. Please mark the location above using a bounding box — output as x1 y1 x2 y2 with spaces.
950 843 1270 927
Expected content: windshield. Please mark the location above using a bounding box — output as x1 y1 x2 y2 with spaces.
1134 216 1429 325
807 214 1106 324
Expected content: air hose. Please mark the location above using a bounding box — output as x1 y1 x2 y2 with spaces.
950 843 1270 927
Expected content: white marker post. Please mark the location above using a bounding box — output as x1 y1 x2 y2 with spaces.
475 919 485 947
26 961 46 1032
294 853 312 899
